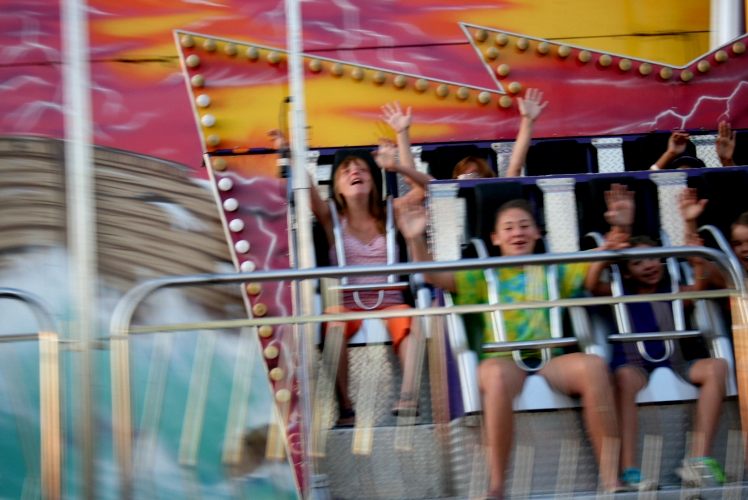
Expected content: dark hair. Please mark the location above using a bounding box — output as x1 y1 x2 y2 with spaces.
622 235 661 277
332 154 385 233
628 235 659 247
733 211 748 230
452 156 495 179
492 198 537 231
668 155 706 169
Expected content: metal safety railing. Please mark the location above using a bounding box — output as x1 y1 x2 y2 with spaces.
108 244 746 497
0 288 61 500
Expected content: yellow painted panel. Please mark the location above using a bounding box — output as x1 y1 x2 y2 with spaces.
459 0 710 65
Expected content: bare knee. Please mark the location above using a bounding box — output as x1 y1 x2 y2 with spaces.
573 355 614 397
615 367 646 396
479 360 524 399
580 355 611 383
691 358 728 386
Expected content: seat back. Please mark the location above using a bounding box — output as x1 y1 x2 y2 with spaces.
622 132 697 171
422 144 495 180
525 139 597 176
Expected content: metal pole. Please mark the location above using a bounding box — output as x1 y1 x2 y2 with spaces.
60 0 97 496
710 0 745 49
284 0 318 497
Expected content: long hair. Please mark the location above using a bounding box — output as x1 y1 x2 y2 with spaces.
333 156 385 234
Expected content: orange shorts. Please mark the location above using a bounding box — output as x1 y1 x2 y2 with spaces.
324 304 412 350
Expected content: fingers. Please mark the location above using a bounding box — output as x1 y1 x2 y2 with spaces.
605 183 630 202
671 131 690 143
718 120 733 138
380 101 402 118
524 88 543 102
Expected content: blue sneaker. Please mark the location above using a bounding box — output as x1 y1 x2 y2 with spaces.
620 467 658 491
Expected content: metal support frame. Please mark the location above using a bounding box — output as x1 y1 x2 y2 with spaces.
60 0 97 495
0 289 62 500
108 246 744 477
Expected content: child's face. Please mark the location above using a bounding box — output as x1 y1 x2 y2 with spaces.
625 244 663 287
456 162 480 179
335 158 373 200
731 224 748 271
491 208 540 256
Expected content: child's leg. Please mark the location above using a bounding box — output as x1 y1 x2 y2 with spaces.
333 326 353 411
323 306 361 418
479 358 528 498
614 366 647 471
687 358 728 457
540 353 621 491
386 306 420 410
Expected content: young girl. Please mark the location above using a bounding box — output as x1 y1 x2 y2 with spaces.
396 186 632 498
585 207 728 489
308 103 425 426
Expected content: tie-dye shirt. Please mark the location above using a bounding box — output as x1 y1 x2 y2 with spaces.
453 263 589 359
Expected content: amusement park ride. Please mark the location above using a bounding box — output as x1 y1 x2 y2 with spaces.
3 0 748 499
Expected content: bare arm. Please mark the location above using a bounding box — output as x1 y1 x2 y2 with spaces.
269 129 332 240
586 184 635 295
506 88 548 177
584 229 631 296
650 131 690 170
380 102 434 188
395 202 457 291
679 192 726 290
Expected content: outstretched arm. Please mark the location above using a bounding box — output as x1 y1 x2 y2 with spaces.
716 120 736 167
376 139 433 189
650 131 690 170
379 102 434 188
586 184 635 295
683 231 725 291
268 129 331 235
395 202 457 291
678 189 725 290
584 230 629 296
506 88 548 177
381 101 416 170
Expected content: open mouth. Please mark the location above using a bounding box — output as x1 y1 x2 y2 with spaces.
350 178 363 186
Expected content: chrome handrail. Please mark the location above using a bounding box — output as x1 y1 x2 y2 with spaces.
109 244 744 494
0 288 61 500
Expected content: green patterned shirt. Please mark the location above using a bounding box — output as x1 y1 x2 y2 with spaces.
453 263 589 359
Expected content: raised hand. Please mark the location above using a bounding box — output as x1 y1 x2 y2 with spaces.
600 228 630 251
678 187 708 223
605 184 635 229
716 120 736 166
374 138 398 171
604 183 635 229
518 88 548 122
381 101 412 134
667 131 691 156
395 200 428 239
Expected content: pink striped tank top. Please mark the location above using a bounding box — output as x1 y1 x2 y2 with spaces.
330 218 405 310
